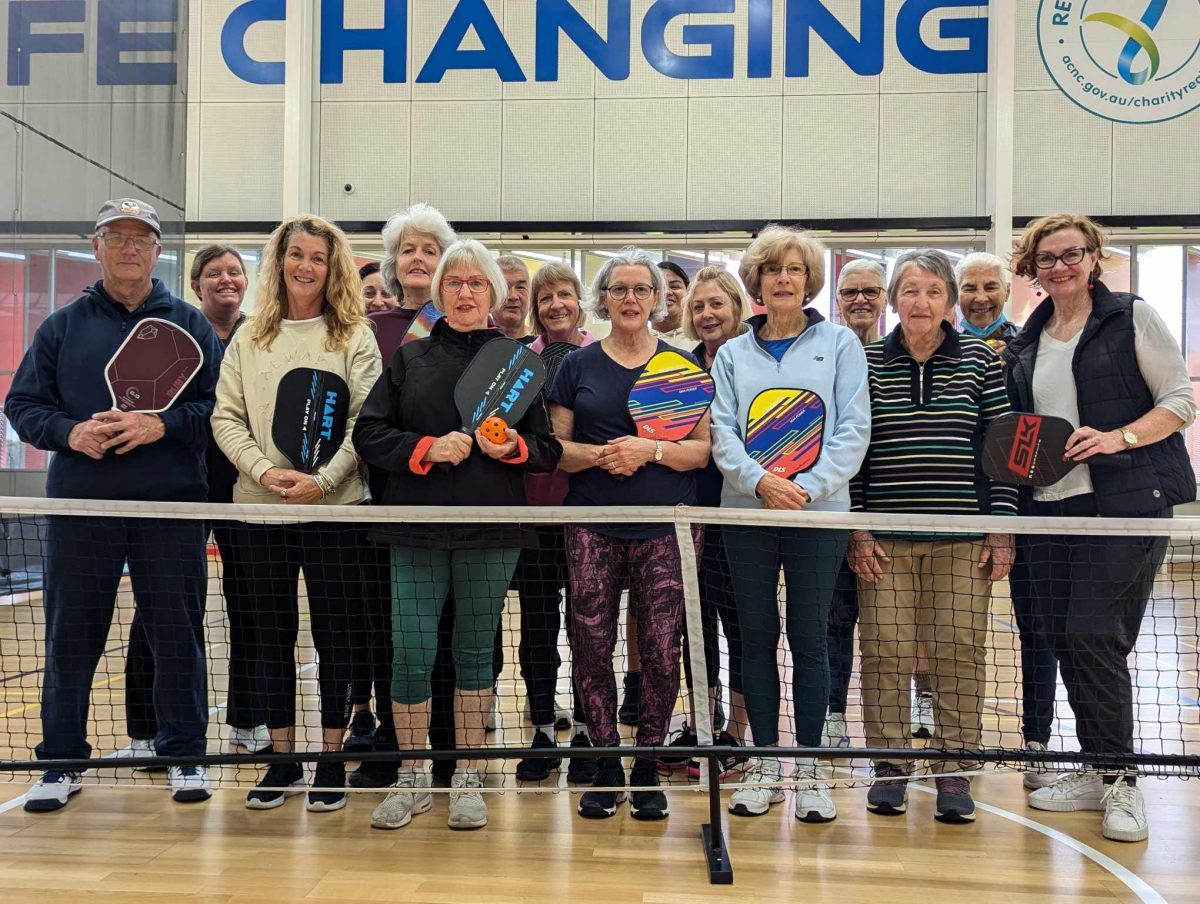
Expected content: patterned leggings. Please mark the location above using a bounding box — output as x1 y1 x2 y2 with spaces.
565 525 702 749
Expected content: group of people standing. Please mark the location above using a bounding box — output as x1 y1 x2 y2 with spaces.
5 199 1192 847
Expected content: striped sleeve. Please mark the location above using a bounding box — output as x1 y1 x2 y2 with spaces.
978 349 1018 517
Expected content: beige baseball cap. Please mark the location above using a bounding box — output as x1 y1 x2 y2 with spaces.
95 198 161 236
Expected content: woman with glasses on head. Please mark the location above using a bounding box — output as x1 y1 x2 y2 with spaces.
354 239 561 833
548 247 711 822
711 227 871 825
1005 214 1195 843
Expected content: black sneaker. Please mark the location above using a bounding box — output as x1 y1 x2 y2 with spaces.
516 731 561 781
688 732 748 779
578 757 627 819
343 711 377 755
566 732 599 785
658 722 698 772
618 672 641 726
307 761 347 812
245 761 305 810
630 757 669 820
934 775 976 823
349 756 399 789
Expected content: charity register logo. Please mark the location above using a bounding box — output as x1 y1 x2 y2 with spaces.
1038 0 1200 124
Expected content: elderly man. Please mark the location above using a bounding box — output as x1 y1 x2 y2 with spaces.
496 255 535 343
4 199 222 812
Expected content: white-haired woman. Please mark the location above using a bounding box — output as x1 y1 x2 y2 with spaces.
354 239 562 833
955 251 1019 354
547 247 710 822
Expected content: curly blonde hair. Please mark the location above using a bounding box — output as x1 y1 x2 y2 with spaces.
739 225 827 302
1011 213 1109 283
250 215 366 352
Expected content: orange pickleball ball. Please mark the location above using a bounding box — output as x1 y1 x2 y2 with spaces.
480 415 509 445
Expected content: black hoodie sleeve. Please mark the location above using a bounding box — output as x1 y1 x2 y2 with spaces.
353 346 427 475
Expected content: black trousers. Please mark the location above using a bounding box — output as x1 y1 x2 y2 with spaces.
826 558 858 714
1020 494 1167 769
682 523 743 696
355 543 397 749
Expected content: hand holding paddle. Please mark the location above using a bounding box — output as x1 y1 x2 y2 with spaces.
754 472 810 510
425 431 473 466
1064 426 1126 461
91 409 166 455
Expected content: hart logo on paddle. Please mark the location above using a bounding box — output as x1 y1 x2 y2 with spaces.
500 368 536 414
1007 414 1043 477
274 368 350 474
321 390 339 440
455 338 547 433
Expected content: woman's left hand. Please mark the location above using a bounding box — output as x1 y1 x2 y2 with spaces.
274 470 324 505
1065 426 1125 461
475 426 519 460
596 435 655 477
978 532 1014 581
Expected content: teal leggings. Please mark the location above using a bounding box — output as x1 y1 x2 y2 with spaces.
390 547 519 705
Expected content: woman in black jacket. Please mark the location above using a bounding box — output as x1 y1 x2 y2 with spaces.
353 239 561 834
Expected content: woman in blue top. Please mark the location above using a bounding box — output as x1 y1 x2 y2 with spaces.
548 247 711 823
710 225 871 825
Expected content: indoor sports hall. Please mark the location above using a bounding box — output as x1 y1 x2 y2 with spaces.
1 3 1198 902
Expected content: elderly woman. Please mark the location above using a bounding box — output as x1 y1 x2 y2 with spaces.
652 260 692 349
548 247 710 821
212 215 382 813
354 239 561 833
514 261 597 783
955 252 1019 353
849 249 1016 825
359 261 398 314
711 227 871 824
1006 214 1195 843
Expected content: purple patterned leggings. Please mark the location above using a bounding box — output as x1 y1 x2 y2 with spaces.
565 525 702 749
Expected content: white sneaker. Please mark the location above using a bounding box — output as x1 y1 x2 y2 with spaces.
1027 770 1105 812
129 738 161 773
169 765 212 803
448 769 488 830
793 759 836 823
728 758 785 817
1101 778 1148 843
911 692 934 739
821 713 850 748
1022 741 1060 791
229 725 272 753
485 695 499 733
23 770 83 813
371 769 433 830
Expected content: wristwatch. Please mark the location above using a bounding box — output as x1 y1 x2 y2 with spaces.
653 440 664 463
1121 428 1139 449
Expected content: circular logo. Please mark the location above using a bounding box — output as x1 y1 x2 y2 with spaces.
1037 0 1200 124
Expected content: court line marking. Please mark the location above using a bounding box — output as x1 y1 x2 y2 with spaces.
910 785 1167 904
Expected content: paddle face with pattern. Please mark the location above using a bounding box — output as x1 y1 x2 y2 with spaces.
454 337 547 433
626 350 716 441
104 317 204 413
400 301 445 346
745 388 826 478
271 368 351 473
982 412 1078 487
539 341 578 387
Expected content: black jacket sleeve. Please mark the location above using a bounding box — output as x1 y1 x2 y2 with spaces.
512 393 562 474
352 348 427 475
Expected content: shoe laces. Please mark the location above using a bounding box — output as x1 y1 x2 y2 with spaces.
42 770 80 784
874 762 908 781
1053 770 1098 792
1101 778 1138 814
453 770 483 791
936 776 970 795
174 765 202 778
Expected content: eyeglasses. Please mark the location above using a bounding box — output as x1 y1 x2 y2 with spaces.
762 264 807 279
1033 246 1089 270
838 286 883 302
442 276 490 295
603 284 654 301
99 232 158 252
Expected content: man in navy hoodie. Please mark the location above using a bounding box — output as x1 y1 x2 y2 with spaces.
4 199 222 811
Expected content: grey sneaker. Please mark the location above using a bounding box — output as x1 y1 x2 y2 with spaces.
1022 741 1060 790
728 757 785 817
448 768 488 830
934 775 975 823
866 762 909 815
370 769 433 830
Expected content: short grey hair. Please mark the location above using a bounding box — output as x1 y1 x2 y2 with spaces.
496 255 529 278
888 249 958 310
588 246 668 323
954 251 1011 288
837 258 887 289
380 202 457 297
430 239 509 315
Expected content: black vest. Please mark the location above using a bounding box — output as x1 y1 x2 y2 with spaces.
1004 283 1195 517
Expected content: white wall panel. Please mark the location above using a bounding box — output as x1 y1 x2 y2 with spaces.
196 103 284 221
410 101 501 219
783 0 880 97
783 94 878 219
686 4 784 98
880 2 981 95
319 102 411 219
687 96 781 220
1113 118 1200 216
502 100 593 220
16 104 114 220
108 103 186 219
594 0 687 99
878 92 977 217
594 98 687 220
1013 90 1112 215
1014 2 1054 92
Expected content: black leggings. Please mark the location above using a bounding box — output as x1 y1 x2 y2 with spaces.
682 524 743 696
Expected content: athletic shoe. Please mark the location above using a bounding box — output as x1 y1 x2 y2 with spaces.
371 769 432 830
821 713 851 749
629 757 669 820
307 761 347 812
793 759 836 823
688 732 748 779
245 761 305 810
1022 741 1060 791
1101 777 1148 843
24 770 83 813
728 757 784 817
343 711 377 755
578 757 627 819
618 672 641 726
169 765 212 804
934 775 975 823
350 755 399 789
448 769 488 830
866 762 909 815
485 693 499 733
516 730 561 781
1027 770 1105 812
911 692 934 739
129 738 165 774
229 725 273 754
566 731 599 785
658 722 697 772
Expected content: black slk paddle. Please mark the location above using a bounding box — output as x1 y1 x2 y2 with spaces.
982 412 1077 487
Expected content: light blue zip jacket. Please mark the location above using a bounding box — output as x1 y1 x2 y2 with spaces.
710 311 871 512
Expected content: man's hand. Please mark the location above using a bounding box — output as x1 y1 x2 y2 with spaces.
67 420 107 459
89 410 166 455
848 530 890 583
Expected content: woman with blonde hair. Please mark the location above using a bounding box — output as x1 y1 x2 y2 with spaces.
212 214 382 813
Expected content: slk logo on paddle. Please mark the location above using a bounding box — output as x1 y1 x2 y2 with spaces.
1008 415 1043 478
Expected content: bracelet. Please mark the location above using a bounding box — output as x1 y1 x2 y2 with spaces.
313 473 333 498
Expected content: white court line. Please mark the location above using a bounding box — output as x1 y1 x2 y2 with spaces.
910 785 1167 904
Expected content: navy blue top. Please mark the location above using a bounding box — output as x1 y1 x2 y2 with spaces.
758 334 798 362
548 340 697 539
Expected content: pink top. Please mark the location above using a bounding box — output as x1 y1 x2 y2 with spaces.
527 330 597 507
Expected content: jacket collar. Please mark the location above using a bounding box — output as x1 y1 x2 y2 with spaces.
881 320 961 363
432 315 502 349
1004 281 1132 365
747 308 826 337
87 278 173 317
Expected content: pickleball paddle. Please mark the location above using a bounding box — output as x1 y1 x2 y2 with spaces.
454 337 547 433
539 341 578 386
400 301 445 346
626 350 715 441
104 317 204 413
982 412 1077 487
745 388 826 478
271 368 351 473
